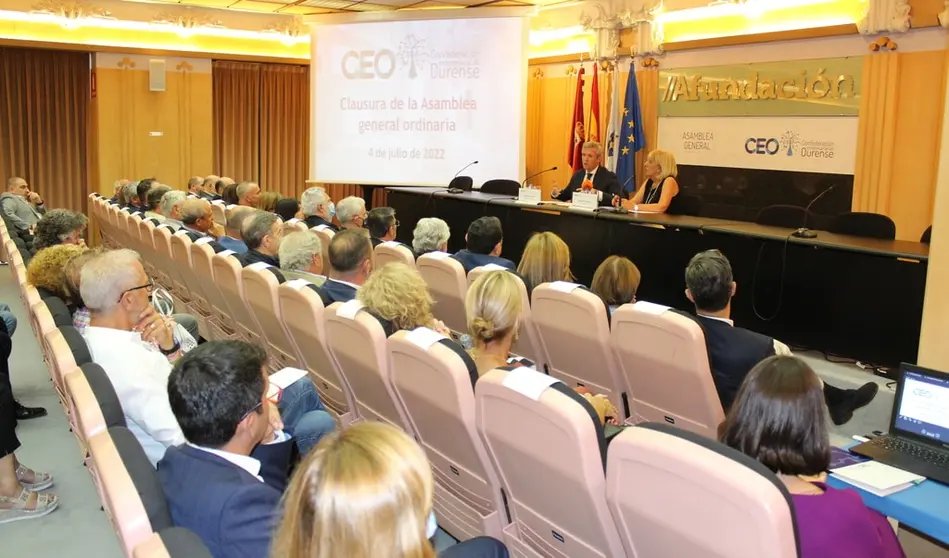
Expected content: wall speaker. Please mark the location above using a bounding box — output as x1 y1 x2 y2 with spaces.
148 59 166 92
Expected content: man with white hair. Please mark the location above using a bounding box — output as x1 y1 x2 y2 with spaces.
550 140 620 206
412 217 451 256
187 177 205 197
122 181 143 213
237 181 261 208
110 179 130 204
1 177 45 232
300 186 337 231
334 196 366 231
278 231 324 285
158 190 187 231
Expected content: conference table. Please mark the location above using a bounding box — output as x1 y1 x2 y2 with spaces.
387 187 930 369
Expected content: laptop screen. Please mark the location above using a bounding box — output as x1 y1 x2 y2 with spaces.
893 367 949 443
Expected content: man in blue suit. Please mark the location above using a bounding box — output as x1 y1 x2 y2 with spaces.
158 341 298 558
451 216 515 273
317 229 374 306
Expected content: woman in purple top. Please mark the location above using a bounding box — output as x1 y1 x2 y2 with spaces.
719 356 905 558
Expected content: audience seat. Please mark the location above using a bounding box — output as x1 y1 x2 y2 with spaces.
43 327 79 412
531 282 629 420
829 211 897 240
81 362 126 429
416 252 469 333
136 220 165 288
374 241 416 269
210 252 266 347
59 324 92 368
388 328 506 541
475 368 626 558
44 296 73 328
190 243 239 340
467 265 547 371
277 280 356 425
610 303 724 437
241 263 302 372
110 426 174 534
325 300 410 429
30 299 56 366
152 226 193 309
63 369 108 450
285 218 307 232
755 204 808 228
169 234 216 339
310 225 335 269
210 203 226 227
22 285 43 343
606 423 800 558
133 528 213 558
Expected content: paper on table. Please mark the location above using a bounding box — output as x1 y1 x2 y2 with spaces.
633 301 670 315
270 367 308 390
831 461 925 489
502 368 561 401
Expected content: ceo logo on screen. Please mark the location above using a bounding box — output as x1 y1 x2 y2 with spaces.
341 35 428 80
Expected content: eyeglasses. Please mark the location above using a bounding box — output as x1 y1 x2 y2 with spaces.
394 219 400 228
118 280 153 302
239 386 283 422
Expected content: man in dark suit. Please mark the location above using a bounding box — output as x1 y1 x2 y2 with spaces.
301 186 338 231
365 206 398 247
551 141 620 207
157 341 296 558
683 249 878 424
236 211 283 268
451 216 515 273
318 229 373 306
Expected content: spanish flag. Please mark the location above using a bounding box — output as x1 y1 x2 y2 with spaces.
567 67 585 172
588 64 600 143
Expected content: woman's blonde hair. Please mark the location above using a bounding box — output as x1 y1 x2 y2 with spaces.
26 244 88 299
357 262 435 331
648 149 678 181
466 270 522 345
516 232 574 290
591 255 641 307
258 191 280 212
272 422 436 558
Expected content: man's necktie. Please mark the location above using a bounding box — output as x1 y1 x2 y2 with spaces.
586 172 592 182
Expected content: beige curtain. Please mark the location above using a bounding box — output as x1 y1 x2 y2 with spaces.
260 64 309 198
213 61 261 183
0 47 90 213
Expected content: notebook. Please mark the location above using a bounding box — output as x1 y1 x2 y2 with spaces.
830 460 925 497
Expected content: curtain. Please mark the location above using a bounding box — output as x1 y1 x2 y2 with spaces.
0 47 90 213
260 64 309 198
213 61 260 183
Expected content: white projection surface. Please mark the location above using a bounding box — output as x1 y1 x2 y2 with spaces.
311 16 526 187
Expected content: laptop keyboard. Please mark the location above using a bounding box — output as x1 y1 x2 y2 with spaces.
873 436 949 467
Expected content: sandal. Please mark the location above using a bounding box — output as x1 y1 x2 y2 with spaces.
0 489 58 524
16 464 53 491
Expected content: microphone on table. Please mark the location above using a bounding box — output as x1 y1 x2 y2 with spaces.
447 160 478 194
522 166 558 187
791 185 835 239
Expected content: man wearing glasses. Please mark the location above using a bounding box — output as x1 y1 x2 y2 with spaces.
79 249 335 466
365 206 399 248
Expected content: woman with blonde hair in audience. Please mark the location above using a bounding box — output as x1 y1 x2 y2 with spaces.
465 270 522 376
272 421 508 558
27 244 87 302
257 191 280 213
719 356 904 558
358 262 450 336
516 231 573 294
591 255 641 314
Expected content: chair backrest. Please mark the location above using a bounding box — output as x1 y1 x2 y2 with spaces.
374 241 416 269
45 296 73 327
89 427 154 555
610 303 724 437
325 300 410 429
921 225 933 244
210 203 226 226
606 423 800 558
278 280 356 424
668 193 702 216
755 204 807 228
169 233 214 323
285 218 307 232
133 528 213 558
829 211 897 240
448 176 473 192
467 266 547 369
81 362 126 428
241 263 301 370
64 369 108 444
43 328 78 407
60 324 92 367
416 252 469 333
31 300 56 362
388 329 505 540
111 426 174 532
190 243 237 340
480 179 520 196
152 226 181 296
475 368 625 558
531 282 628 419
311 225 335 269
211 252 264 345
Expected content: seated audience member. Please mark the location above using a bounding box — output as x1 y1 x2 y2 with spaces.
320 230 373 305
186 176 204 198
136 179 157 213
720 356 905 558
257 191 279 213
110 179 128 204
2 177 45 233
452 216 515 273
335 196 367 230
412 217 450 256
365 207 398 247
121 181 142 213
144 186 171 222
274 198 301 222
237 211 284 267
273 422 509 558
202 175 220 199
31 209 87 252
279 231 325 285
465 270 522 376
614 149 681 214
179 198 215 239
158 190 188 231
516 231 573 294
218 207 253 254
214 180 227 199
300 187 337 231
81 250 333 465
27 244 87 301
237 182 261 208
358 262 450 336
684 249 878 423
222 183 239 206
591 255 641 313
159 341 334 558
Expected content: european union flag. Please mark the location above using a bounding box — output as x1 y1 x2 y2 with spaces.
616 68 646 194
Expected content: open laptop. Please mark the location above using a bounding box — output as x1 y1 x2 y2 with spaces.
850 363 949 486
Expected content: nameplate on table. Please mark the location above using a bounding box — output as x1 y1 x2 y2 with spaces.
572 191 599 211
518 188 541 205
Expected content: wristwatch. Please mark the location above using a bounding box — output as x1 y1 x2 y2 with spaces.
160 340 181 355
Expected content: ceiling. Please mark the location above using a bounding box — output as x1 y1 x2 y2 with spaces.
123 0 571 16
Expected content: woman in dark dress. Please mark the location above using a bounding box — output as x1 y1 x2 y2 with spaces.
613 149 681 214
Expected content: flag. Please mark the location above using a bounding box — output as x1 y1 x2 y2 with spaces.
588 64 600 143
567 67 585 172
605 65 621 171
616 64 646 194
